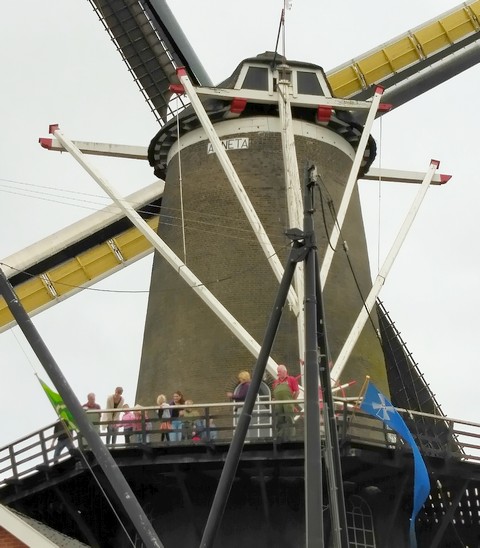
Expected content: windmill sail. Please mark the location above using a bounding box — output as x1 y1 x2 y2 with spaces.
328 0 480 113
88 0 212 123
4 2 480 329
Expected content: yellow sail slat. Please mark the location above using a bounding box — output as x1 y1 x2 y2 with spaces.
49 247 121 297
113 217 159 260
0 278 52 326
356 37 420 88
0 216 159 330
328 0 480 97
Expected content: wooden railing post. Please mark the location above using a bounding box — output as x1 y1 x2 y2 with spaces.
38 429 50 465
8 445 18 480
447 419 455 458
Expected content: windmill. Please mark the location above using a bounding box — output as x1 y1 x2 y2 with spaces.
0 0 480 544
0 1 480 428
3 0 478 403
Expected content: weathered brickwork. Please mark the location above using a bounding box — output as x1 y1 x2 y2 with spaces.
137 120 388 407
0 528 27 547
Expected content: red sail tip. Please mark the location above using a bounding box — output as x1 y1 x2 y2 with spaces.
38 137 52 149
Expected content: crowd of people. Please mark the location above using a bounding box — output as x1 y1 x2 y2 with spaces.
79 388 219 446
226 365 300 439
52 364 300 459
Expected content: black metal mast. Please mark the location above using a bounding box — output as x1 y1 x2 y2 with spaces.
310 166 349 546
200 229 303 547
303 165 324 546
200 165 350 547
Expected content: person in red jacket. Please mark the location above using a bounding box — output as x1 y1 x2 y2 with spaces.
272 364 299 440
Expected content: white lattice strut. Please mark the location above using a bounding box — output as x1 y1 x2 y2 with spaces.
49 124 280 378
330 159 440 384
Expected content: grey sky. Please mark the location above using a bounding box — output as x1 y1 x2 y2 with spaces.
0 0 479 448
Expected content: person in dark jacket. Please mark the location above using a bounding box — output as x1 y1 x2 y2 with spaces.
227 370 251 407
51 420 75 463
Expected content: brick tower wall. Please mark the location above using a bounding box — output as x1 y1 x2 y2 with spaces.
0 527 27 547
136 118 388 407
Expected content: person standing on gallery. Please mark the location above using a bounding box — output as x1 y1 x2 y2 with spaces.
169 391 185 442
227 370 252 433
121 404 135 444
51 419 75 464
82 392 101 433
103 386 124 444
156 394 172 442
226 370 251 407
272 364 299 440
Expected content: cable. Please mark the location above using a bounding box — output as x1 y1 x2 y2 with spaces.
0 176 112 200
271 8 285 69
5 335 136 545
316 178 336 252
315 182 382 346
10 328 38 375
68 436 136 548
0 239 292 299
0 177 289 241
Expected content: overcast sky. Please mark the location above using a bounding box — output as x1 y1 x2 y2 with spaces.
0 0 479 449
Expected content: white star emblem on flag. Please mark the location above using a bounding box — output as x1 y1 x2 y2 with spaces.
371 392 395 421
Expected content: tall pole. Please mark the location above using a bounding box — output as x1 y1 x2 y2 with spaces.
0 268 164 548
311 166 349 546
330 159 439 383
277 62 306 363
200 237 302 547
303 166 324 546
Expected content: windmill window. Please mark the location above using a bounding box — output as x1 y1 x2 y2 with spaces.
297 71 323 95
347 495 376 547
241 67 269 91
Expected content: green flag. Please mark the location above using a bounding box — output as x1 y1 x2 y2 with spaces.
39 378 77 431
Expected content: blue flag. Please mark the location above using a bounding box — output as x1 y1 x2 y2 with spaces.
360 382 430 547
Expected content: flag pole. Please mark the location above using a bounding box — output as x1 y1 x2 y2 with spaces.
348 376 371 428
355 375 371 411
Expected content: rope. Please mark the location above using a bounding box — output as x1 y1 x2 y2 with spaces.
316 182 383 344
76 442 136 546
10 329 38 375
271 9 284 69
55 424 137 547
5 334 136 546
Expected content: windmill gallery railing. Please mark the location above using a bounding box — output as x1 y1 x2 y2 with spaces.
0 400 478 488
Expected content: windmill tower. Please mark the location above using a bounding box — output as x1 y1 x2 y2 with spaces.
137 50 389 406
1 0 478 405
112 0 480 406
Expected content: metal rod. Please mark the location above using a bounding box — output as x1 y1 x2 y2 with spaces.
50 125 281 380
200 240 301 547
176 68 300 315
320 86 384 288
315 248 349 547
330 159 439 383
0 268 164 548
276 63 306 361
303 166 324 546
